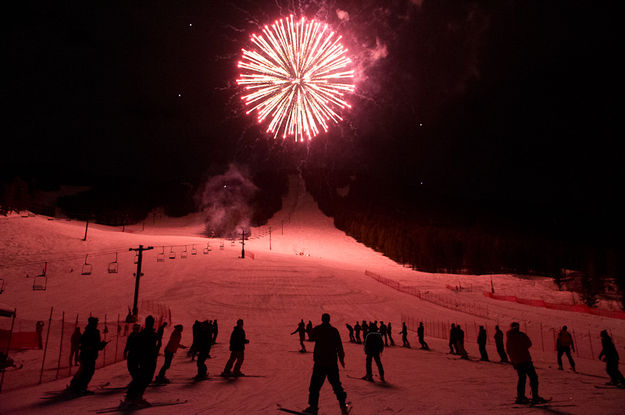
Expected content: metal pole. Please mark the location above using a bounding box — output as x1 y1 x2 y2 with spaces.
132 246 143 317
83 219 89 241
55 311 65 380
114 314 120 362
269 226 272 250
69 314 78 376
241 230 245 259
39 307 54 384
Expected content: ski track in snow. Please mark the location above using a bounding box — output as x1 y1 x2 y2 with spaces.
1 176 624 414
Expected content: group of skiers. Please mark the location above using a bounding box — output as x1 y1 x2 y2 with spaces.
344 320 395 347
64 313 623 412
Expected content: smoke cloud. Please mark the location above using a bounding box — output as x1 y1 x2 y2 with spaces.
198 164 258 238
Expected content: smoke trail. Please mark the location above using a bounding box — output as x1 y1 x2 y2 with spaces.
198 164 258 238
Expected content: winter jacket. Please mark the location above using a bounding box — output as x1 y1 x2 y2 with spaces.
229 326 249 352
478 329 487 346
311 323 345 366
557 331 573 349
79 325 105 361
364 332 384 355
164 330 183 354
599 337 619 363
417 326 424 339
137 328 160 364
506 329 532 365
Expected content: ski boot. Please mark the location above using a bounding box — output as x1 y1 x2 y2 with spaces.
514 396 530 404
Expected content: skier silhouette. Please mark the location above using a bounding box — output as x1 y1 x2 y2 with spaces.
455 325 468 359
354 322 362 344
304 313 348 415
346 323 356 343
69 327 81 367
506 322 547 405
387 322 395 346
195 320 213 379
379 321 389 346
124 315 159 407
68 317 108 395
363 323 385 382
124 324 141 386
494 325 509 362
292 319 307 352
599 329 625 386
417 322 429 350
155 324 186 383
221 319 249 377
556 326 575 371
400 322 411 348
478 326 489 361
449 324 457 354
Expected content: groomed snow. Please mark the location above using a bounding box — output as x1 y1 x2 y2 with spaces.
1 176 624 414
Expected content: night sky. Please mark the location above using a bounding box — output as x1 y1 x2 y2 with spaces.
5 0 621 233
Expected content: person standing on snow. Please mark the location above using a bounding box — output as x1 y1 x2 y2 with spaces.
379 321 389 346
556 325 576 371
387 322 395 346
292 319 308 352
400 322 411 348
354 322 362 344
506 322 547 405
417 322 429 350
155 324 186 383
69 327 81 367
124 324 141 386
449 324 457 354
478 326 489 361
455 325 468 359
304 313 349 415
599 329 625 386
363 324 385 382
346 323 356 343
124 315 159 407
494 325 509 363
68 317 108 395
195 320 213 379
221 319 249 377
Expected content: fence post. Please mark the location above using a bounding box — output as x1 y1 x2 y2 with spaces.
540 323 545 352
115 314 120 362
572 329 579 356
102 314 108 366
55 311 65 380
69 313 79 376
39 307 54 384
587 329 594 358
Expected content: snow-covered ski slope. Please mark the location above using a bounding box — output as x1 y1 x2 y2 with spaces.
1 176 624 414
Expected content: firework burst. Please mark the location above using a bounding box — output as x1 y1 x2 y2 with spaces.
237 16 355 142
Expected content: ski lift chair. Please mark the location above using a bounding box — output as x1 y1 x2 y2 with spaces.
33 275 47 291
133 251 139 264
230 239 236 247
220 241 225 250
203 242 211 254
191 245 198 256
108 252 119 274
168 247 176 259
81 255 93 275
157 246 165 262
181 246 188 259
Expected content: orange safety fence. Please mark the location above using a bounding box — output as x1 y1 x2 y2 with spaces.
483 292 625 320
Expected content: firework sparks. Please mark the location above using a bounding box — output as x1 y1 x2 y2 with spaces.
237 16 355 142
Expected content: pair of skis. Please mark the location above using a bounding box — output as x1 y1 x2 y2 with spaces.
277 402 352 414
95 399 187 413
